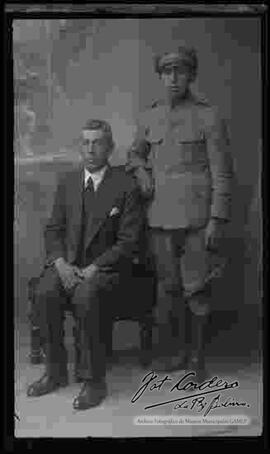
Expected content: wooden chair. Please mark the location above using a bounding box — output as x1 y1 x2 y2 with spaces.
104 259 156 367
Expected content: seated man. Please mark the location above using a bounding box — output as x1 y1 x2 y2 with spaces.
27 119 143 410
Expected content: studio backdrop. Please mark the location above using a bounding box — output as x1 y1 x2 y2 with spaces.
14 18 262 355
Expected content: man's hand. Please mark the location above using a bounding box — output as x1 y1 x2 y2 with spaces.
129 138 151 161
135 167 154 196
127 154 146 169
81 264 99 281
54 258 84 291
205 218 226 252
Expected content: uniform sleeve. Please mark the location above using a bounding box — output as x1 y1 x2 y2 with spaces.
125 113 154 200
204 107 234 221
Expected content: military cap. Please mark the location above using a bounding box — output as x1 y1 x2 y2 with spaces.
154 46 198 80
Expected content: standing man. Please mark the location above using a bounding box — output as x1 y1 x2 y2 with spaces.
27 119 143 410
127 46 234 377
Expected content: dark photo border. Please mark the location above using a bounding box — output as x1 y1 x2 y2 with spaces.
3 1 268 451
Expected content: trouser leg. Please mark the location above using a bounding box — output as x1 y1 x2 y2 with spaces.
72 271 117 382
149 228 186 358
185 292 210 381
181 228 212 380
35 266 68 380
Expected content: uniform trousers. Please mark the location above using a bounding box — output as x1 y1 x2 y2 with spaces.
148 226 212 357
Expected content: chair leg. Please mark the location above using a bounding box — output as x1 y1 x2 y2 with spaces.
105 318 113 362
140 314 153 368
29 325 44 364
28 277 44 364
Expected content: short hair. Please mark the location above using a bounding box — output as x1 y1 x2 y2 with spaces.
82 119 114 148
154 46 198 81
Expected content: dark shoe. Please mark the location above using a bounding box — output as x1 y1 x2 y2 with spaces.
27 372 68 397
73 379 107 410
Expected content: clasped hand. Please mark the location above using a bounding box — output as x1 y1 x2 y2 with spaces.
54 258 98 292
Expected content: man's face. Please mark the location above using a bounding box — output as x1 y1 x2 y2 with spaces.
80 129 112 172
161 63 192 98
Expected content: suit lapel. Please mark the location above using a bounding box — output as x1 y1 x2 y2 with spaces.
84 166 117 249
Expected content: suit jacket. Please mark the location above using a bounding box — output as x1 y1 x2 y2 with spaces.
130 95 234 230
44 165 143 271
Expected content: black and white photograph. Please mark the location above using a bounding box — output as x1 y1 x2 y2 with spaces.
9 3 265 439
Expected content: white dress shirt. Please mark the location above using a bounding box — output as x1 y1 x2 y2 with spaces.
84 165 108 192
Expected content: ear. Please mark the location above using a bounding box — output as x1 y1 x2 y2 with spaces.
108 141 115 155
153 54 161 76
188 72 196 83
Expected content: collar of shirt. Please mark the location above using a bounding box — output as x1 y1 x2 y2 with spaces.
84 165 108 192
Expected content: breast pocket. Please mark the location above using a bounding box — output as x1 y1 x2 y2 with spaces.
176 134 206 165
148 122 166 144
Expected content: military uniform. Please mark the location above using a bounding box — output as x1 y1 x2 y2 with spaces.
127 92 233 371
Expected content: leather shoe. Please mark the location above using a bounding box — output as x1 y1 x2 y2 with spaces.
73 379 107 410
27 372 68 397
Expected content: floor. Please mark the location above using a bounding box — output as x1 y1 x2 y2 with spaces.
15 320 263 438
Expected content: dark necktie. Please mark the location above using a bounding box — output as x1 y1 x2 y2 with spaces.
76 176 95 265
83 176 95 216
85 175 94 192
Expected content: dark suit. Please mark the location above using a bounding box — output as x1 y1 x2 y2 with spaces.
36 165 142 382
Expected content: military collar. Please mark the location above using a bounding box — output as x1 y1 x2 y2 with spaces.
149 92 209 110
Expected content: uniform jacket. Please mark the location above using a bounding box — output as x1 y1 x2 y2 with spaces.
129 95 234 229
44 165 143 270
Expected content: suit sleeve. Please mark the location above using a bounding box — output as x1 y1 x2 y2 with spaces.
93 178 143 269
204 108 234 221
44 173 67 265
